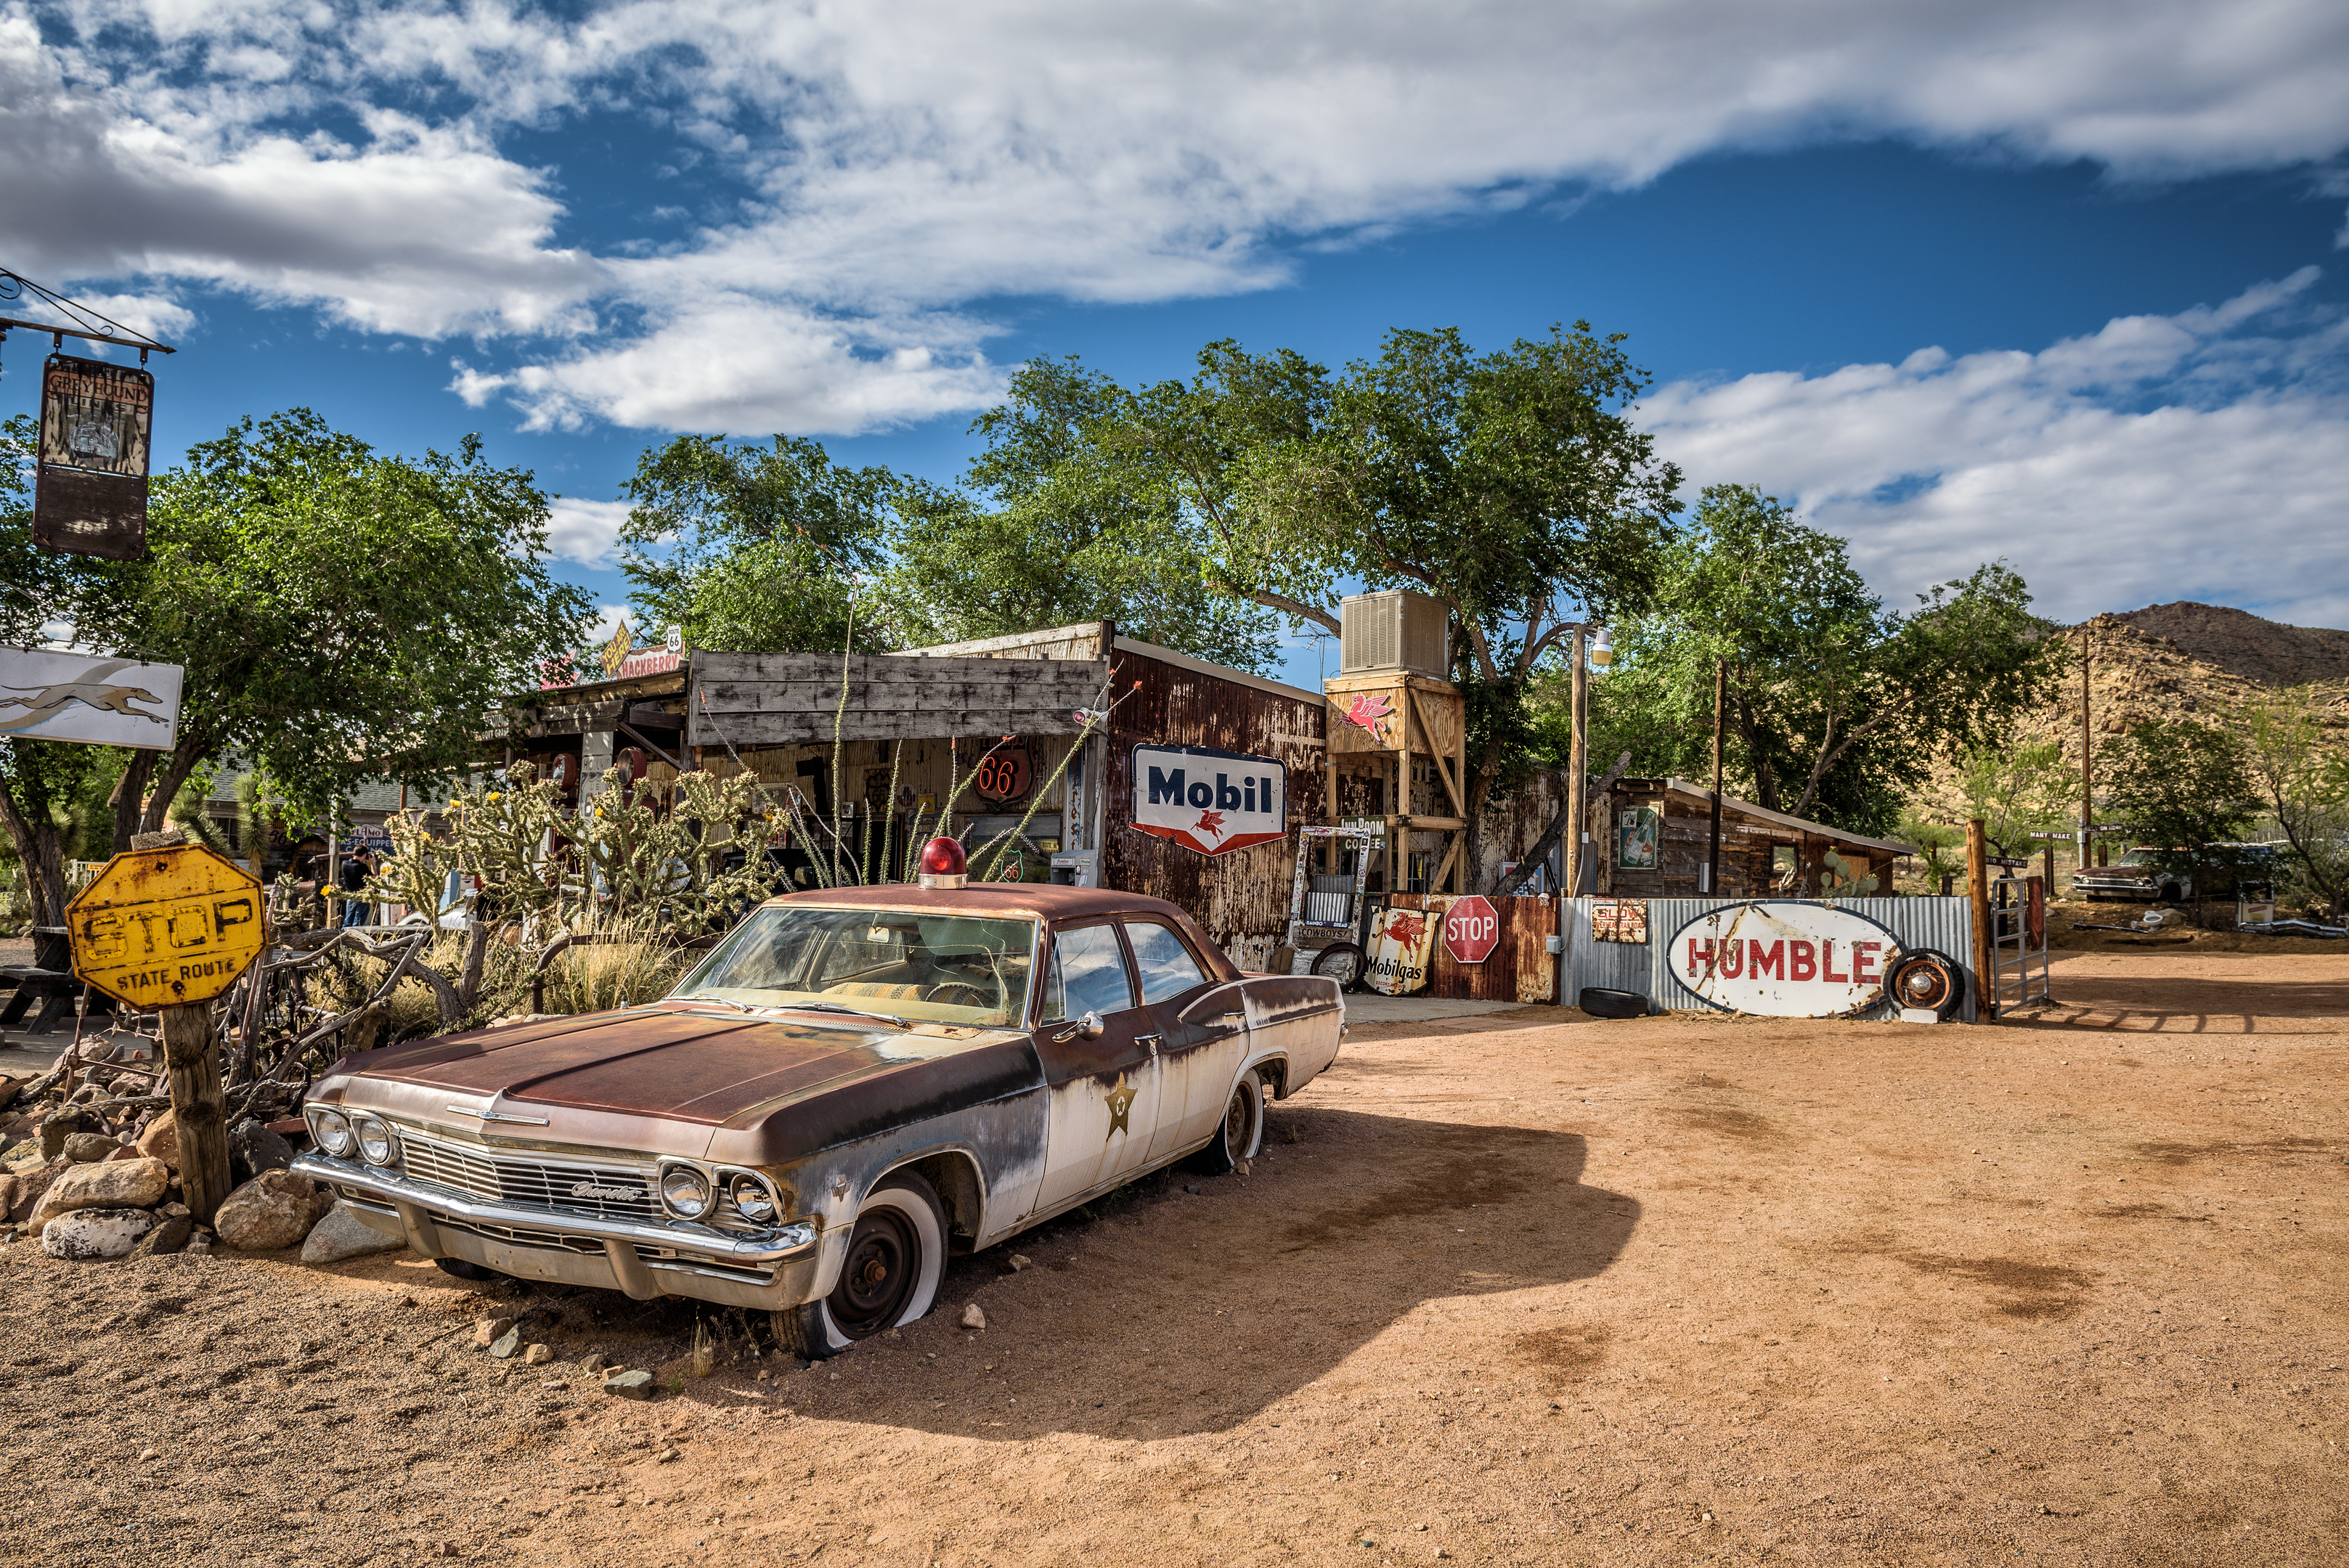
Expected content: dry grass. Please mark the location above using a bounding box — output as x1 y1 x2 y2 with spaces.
306 916 689 1043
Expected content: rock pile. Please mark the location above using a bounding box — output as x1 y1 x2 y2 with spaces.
0 1092 336 1261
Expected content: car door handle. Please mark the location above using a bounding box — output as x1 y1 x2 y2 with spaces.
1135 1033 1163 1054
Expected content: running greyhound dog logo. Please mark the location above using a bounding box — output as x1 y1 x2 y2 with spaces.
0 669 171 734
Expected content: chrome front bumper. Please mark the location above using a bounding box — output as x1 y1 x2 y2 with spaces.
290 1153 823 1310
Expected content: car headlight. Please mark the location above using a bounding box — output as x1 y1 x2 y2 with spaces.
726 1172 778 1223
307 1108 356 1159
659 1164 712 1220
352 1115 397 1167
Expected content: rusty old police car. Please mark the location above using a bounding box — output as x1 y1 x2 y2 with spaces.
291 868 1345 1356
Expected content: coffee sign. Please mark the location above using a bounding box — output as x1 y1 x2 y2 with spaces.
1669 901 1900 1017
1131 744 1285 856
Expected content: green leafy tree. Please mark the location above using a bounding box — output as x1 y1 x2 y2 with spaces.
618 435 895 654
113 409 595 828
1231 324 1683 865
881 358 1279 669
2244 691 2349 918
1956 739 2070 858
1582 485 2064 836
2099 718 2260 886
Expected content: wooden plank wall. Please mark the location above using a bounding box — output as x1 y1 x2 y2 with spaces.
1102 647 1327 947
1379 893 1558 1003
688 652 1108 748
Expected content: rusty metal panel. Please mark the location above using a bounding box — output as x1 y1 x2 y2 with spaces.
1102 647 1327 947
1377 892 1557 1003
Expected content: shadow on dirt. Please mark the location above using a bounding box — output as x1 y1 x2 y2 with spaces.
470 1103 1638 1440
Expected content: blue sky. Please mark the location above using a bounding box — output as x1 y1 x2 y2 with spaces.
6 0 2348 690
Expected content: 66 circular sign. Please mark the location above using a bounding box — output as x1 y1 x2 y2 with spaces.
1443 895 1499 965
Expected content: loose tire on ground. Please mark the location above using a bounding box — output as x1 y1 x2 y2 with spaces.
1578 987 1650 1019
1887 948 1966 1021
1309 943 1367 990
771 1172 946 1360
1186 1069 1265 1176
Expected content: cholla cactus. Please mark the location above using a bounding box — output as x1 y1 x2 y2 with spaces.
365 761 791 939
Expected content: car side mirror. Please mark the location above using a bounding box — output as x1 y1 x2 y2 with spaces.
1052 1010 1106 1043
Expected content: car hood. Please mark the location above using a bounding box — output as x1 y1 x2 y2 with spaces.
315 1003 1041 1161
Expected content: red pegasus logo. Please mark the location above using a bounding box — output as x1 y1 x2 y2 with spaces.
1382 911 1428 947
1338 691 1395 732
1193 809 1228 836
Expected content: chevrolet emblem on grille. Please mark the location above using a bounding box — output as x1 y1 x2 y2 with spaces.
569 1181 646 1201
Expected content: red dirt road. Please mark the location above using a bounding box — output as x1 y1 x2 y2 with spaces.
4 950 2344 1567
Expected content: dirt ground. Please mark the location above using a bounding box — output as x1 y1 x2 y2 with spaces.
4 950 2345 1568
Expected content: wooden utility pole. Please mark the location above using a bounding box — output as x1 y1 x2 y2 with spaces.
1966 817 1993 1022
2080 632 2094 878
1566 628 1588 896
1708 658 1726 897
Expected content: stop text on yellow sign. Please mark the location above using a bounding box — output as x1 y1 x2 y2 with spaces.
65 844 268 1009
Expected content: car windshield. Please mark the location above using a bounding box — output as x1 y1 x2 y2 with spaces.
2115 850 2152 866
670 906 1038 1029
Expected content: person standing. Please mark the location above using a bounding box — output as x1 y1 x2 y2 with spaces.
339 847 375 928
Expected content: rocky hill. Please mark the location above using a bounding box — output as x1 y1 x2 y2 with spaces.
2113 602 2349 687
1908 605 2349 841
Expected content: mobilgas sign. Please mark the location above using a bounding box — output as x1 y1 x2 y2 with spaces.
1669 901 1900 1018
1131 744 1286 856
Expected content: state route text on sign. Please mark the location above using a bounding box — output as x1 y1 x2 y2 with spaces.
66 844 268 1010
1442 894 1499 965
1668 900 1900 1018
1130 743 1286 856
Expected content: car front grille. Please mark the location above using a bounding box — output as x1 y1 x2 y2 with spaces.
392 1127 663 1225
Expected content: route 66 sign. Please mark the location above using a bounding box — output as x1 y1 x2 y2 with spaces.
973 741 1033 805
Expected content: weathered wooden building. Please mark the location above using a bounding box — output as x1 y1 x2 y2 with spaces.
683 623 1329 968
1597 777 1914 899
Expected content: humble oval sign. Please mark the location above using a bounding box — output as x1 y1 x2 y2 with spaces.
1669 901 1900 1017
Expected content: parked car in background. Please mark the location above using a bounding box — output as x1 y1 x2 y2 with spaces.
2072 843 2280 903
293 881 1346 1357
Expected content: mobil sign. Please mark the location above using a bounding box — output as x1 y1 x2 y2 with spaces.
1669 901 1900 1018
1131 744 1287 856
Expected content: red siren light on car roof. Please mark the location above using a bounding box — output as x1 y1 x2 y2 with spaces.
919 836 968 890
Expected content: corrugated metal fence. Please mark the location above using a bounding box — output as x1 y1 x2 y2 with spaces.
1566 897 1977 1023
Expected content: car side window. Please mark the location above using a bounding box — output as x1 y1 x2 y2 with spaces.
1124 919 1210 1005
1042 923 1136 1021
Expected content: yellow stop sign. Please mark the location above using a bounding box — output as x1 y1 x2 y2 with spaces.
67 844 269 1010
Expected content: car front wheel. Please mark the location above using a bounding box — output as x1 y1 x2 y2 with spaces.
772 1172 946 1360
1187 1069 1265 1176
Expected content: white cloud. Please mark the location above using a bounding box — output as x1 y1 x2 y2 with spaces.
10 0 2349 431
1642 271 2349 627
542 496 633 568
583 601 631 646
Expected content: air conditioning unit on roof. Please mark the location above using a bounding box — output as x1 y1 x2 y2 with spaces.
1339 589 1450 679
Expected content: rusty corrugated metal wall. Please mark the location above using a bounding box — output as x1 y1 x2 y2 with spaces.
1103 645 1327 949
1377 893 1559 1003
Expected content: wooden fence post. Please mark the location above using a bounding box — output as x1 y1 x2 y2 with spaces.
1966 818 1993 1022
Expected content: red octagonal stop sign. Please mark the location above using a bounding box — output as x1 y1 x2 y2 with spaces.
1443 894 1499 965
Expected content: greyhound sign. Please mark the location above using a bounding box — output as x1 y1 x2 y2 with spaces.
0 649 182 750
